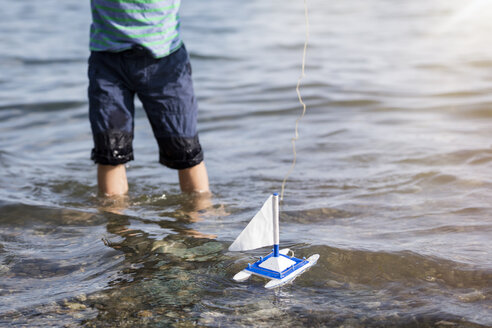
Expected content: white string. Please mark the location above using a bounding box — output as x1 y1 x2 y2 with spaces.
280 0 310 201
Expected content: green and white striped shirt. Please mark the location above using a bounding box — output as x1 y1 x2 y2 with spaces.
90 0 182 58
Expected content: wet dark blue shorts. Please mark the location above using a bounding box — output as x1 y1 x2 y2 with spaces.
88 44 203 169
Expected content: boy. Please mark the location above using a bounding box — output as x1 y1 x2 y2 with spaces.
88 0 209 196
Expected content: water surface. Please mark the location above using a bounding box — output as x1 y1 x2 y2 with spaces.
0 0 491 326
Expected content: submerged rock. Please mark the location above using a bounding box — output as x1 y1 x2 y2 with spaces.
435 321 458 326
457 290 486 303
137 310 153 318
151 238 223 261
151 239 188 257
64 302 86 311
0 264 10 274
187 242 223 260
75 293 87 302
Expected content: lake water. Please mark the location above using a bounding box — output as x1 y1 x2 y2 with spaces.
1 0 491 326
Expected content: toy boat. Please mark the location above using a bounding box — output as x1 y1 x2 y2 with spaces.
229 193 319 288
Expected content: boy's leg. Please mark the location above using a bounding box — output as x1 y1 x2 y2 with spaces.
88 51 136 196
137 44 208 193
178 161 210 193
98 164 129 196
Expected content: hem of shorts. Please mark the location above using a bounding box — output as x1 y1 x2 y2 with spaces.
159 154 203 170
91 152 134 166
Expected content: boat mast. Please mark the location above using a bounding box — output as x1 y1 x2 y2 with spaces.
273 193 280 257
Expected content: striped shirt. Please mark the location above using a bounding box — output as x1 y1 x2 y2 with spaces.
90 0 182 58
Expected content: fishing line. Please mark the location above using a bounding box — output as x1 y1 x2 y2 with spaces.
280 0 310 201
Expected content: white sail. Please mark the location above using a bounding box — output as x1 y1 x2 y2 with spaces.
229 195 275 252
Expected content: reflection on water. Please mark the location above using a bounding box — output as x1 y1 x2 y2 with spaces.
1 0 491 326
